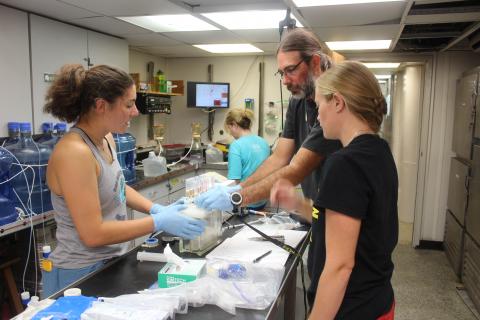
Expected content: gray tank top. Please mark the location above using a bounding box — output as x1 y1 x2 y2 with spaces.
50 127 128 269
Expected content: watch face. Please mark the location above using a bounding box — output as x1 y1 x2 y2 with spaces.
231 192 242 205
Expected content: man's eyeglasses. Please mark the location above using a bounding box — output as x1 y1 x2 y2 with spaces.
275 59 305 79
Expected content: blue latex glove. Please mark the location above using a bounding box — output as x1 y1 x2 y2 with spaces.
150 204 205 239
149 197 190 214
194 184 241 211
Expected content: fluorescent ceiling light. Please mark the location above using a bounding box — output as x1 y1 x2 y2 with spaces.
118 15 218 32
375 74 392 79
194 44 263 53
201 10 303 30
294 0 404 7
326 40 391 51
364 62 400 68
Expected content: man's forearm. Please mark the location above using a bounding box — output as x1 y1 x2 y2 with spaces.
240 156 285 188
242 149 324 205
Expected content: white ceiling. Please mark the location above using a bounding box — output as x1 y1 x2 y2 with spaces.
0 0 477 57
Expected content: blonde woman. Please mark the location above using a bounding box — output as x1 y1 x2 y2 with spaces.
224 108 270 209
271 61 398 319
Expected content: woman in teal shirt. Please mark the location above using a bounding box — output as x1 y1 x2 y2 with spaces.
224 108 270 209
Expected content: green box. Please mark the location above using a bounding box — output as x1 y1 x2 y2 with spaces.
158 259 206 288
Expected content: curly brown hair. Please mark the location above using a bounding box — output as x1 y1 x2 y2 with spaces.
44 64 134 123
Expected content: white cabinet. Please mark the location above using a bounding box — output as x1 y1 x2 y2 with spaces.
30 15 88 133
29 15 129 133
0 5 32 136
87 31 128 71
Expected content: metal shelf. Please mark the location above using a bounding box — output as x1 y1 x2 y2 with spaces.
0 211 54 237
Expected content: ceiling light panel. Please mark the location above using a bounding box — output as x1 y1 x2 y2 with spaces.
375 74 393 79
364 63 400 68
118 15 218 32
193 44 263 53
294 0 405 7
326 40 392 50
202 10 303 30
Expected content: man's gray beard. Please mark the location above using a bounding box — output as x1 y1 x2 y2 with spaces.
291 73 315 100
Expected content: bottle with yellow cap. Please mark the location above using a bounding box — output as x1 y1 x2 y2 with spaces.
40 245 53 272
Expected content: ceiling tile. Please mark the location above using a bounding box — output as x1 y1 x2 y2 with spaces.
0 0 98 19
164 30 244 44
60 0 188 16
68 16 152 36
231 29 282 42
299 2 406 27
124 33 184 46
312 24 401 42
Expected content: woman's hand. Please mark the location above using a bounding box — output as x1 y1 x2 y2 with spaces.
270 178 302 211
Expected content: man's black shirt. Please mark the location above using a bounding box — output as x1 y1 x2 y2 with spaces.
282 97 341 199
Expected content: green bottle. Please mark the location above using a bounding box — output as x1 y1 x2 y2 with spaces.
157 70 166 93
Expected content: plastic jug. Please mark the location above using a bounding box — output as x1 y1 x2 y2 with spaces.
6 122 52 215
205 144 223 164
142 151 167 177
3 122 20 147
37 122 67 148
0 148 17 226
54 123 67 139
36 123 56 152
113 133 136 184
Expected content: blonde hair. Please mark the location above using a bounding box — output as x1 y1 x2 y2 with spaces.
224 108 254 132
315 61 387 132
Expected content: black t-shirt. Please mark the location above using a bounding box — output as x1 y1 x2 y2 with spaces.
282 97 342 199
308 134 398 319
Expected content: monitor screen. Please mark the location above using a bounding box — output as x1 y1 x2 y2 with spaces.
187 81 230 108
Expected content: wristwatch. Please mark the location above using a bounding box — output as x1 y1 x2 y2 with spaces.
230 191 243 213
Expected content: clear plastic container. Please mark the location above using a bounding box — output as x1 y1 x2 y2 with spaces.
4 122 20 147
5 122 52 214
113 133 137 184
0 149 17 226
179 204 222 255
142 151 167 177
205 144 223 164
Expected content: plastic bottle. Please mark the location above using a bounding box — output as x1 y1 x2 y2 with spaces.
37 122 67 148
54 122 67 139
6 122 52 214
205 144 223 164
142 151 167 177
0 149 17 226
40 245 53 272
113 133 137 184
36 122 54 144
3 122 20 147
156 70 166 93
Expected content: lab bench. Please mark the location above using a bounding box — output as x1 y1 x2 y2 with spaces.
50 214 310 320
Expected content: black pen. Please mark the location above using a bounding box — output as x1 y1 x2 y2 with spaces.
253 250 272 263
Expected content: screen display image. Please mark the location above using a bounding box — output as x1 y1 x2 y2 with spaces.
187 82 230 108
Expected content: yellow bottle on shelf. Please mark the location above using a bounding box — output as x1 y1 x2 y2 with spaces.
41 245 53 272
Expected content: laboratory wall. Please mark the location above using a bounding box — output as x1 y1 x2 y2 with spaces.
391 65 423 225
164 55 288 146
128 49 166 146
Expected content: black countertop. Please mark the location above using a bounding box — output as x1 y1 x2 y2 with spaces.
54 215 311 319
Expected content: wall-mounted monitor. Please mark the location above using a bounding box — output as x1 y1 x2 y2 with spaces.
187 81 230 108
